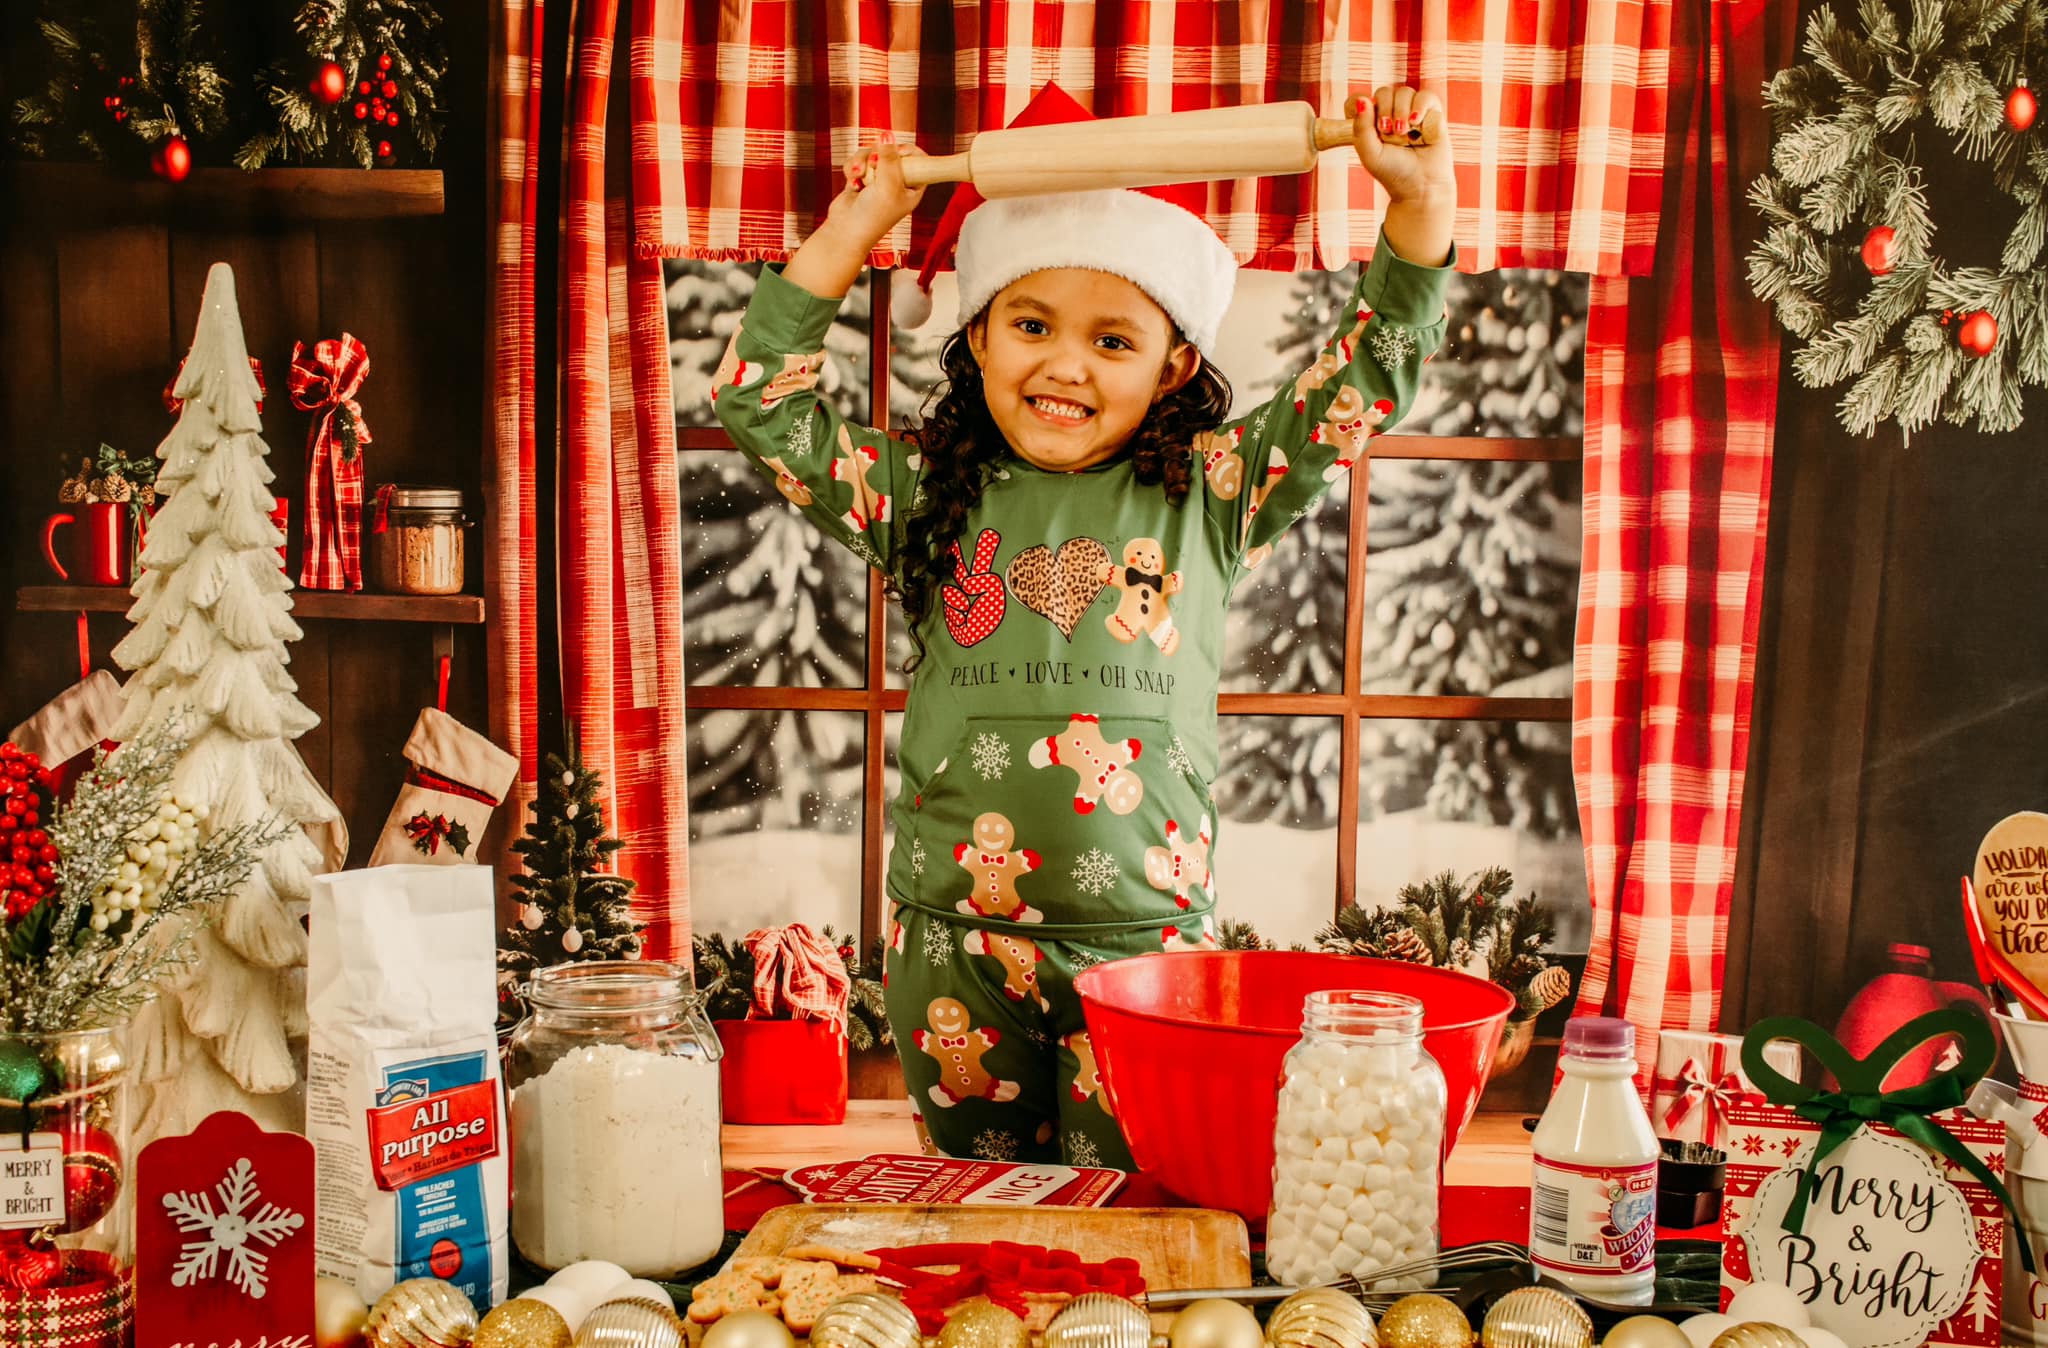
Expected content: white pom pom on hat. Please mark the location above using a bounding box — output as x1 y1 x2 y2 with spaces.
889 83 1237 354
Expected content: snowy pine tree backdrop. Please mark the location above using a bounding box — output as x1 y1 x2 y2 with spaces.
668 257 1588 948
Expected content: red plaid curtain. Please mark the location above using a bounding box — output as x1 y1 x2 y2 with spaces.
491 0 691 960
630 0 1673 274
1569 0 1793 1077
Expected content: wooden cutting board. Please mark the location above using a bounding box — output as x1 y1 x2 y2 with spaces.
731 1202 1253 1292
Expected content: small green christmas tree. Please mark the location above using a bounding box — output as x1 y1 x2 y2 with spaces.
499 730 641 1022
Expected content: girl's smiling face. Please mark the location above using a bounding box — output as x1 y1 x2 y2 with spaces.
967 267 1200 473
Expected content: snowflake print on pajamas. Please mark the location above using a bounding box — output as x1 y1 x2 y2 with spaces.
1370 324 1418 368
922 921 954 968
1165 736 1193 776
162 1156 306 1299
970 732 1011 781
911 836 926 877
1072 847 1119 897
847 535 883 569
786 414 814 460
1069 949 1103 971
1065 1132 1104 1168
973 1128 1020 1161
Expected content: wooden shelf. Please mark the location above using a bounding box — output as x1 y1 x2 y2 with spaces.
17 585 483 625
3 163 444 225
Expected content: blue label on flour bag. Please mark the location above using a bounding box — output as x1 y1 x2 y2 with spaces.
372 1049 498 1303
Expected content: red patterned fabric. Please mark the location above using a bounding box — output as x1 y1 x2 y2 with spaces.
492 0 692 961
744 923 853 1031
1568 0 1791 1078
289 335 371 592
630 0 1673 274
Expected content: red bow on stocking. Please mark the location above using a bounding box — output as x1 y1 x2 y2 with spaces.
1655 1041 1760 1145
743 923 851 1032
403 811 470 857
289 335 372 592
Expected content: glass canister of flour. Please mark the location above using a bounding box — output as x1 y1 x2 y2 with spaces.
505 961 725 1276
369 485 467 595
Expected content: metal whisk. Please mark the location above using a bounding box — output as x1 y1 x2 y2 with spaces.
1146 1242 1532 1311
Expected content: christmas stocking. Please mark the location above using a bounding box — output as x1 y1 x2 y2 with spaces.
368 708 518 866
8 670 125 796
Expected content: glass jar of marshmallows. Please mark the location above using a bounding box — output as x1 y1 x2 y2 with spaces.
1266 990 1446 1289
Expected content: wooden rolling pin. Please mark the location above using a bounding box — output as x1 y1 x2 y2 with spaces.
899 100 1439 198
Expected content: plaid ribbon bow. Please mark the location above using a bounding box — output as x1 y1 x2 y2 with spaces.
289 334 372 592
743 923 851 1033
1655 1040 1759 1145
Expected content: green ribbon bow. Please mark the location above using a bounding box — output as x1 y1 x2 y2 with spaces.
1742 1009 2032 1273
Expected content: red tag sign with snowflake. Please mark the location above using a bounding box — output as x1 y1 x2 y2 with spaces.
784 1153 1124 1207
136 1110 314 1348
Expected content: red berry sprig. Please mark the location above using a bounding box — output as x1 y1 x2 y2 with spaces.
0 744 58 924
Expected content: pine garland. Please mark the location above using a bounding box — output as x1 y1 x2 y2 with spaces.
1748 0 2048 435
1313 867 1567 1019
691 926 893 1051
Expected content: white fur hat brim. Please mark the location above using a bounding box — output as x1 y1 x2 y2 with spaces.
953 189 1238 354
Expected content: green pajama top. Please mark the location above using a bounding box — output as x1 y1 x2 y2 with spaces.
713 237 1452 943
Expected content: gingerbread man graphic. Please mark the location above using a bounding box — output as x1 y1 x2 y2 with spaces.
1143 814 1213 909
964 929 1050 1011
1239 447 1291 569
1311 387 1395 481
953 812 1043 922
913 997 1020 1108
1100 538 1182 654
1161 914 1219 952
761 456 813 506
832 425 891 532
1289 305 1373 411
1063 1030 1114 1118
760 351 826 409
1195 427 1245 499
708 328 762 403
1028 714 1144 815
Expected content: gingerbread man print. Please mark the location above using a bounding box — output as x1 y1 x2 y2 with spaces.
1311 386 1395 481
1063 1030 1114 1119
1143 814 1212 909
964 929 1050 1011
1289 304 1373 411
760 351 826 408
832 425 891 532
1239 448 1291 569
761 456 813 506
1100 538 1183 654
1161 914 1220 952
954 812 1044 922
1195 427 1245 499
1028 714 1144 815
913 998 1020 1108
708 328 763 403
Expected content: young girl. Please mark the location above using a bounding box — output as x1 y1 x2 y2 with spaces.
714 83 1456 1168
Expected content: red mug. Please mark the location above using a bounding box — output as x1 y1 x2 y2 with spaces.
43 503 131 586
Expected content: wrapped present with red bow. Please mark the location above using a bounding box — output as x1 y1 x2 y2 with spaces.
290 334 371 592
717 923 852 1125
1651 1028 1802 1147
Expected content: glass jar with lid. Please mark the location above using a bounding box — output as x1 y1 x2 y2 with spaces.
505 961 725 1276
1265 990 1447 1290
369 485 467 595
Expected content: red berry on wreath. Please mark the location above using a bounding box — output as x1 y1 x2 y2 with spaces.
310 59 348 105
2009 79 2038 134
1860 225 1896 276
150 135 192 183
1959 309 1999 357
359 79 375 96
377 140 393 160
387 111 401 128
379 52 394 72
381 79 399 99
354 101 370 120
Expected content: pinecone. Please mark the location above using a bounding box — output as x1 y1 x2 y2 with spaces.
99 476 133 503
57 476 88 504
1382 927 1433 964
1529 964 1572 1010
136 484 156 507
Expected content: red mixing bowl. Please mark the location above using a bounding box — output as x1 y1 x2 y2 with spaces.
1075 950 1516 1221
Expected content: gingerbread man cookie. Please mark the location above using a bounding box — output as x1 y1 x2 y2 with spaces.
953 812 1043 922
1100 538 1183 654
1195 427 1245 499
1029 714 1144 815
1161 914 1219 952
1143 814 1212 909
912 997 1020 1108
964 928 1050 1011
1310 386 1394 480
708 328 763 404
761 456 813 506
832 425 891 531
1063 1030 1114 1118
1288 305 1373 411
1239 447 1291 570
761 351 826 409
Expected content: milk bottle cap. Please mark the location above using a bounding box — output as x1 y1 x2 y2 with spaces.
1563 1016 1635 1060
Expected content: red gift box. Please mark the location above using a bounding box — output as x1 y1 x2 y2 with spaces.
717 1018 849 1125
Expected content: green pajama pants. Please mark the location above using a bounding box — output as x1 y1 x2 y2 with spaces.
883 902 1204 1171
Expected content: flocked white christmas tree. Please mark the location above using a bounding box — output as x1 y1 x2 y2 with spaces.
112 262 345 1141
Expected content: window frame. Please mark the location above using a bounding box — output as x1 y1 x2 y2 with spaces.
679 269 1578 950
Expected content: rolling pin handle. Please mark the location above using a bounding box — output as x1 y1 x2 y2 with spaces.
1312 115 1361 152
900 151 971 188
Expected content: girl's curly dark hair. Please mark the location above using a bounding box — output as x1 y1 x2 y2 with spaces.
890 325 1233 672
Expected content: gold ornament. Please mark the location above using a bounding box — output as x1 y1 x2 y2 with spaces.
1265 1288 1378 1348
1706 1328 1805 1348
810 1291 924 1348
1480 1288 1591 1348
477 1299 573 1348
365 1277 480 1347
1600 1318 1690 1348
1045 1293 1154 1348
316 1276 372 1348
938 1297 1031 1348
699 1309 799 1348
1377 1295 1472 1348
1170 1299 1265 1348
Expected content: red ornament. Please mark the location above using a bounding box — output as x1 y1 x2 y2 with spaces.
2009 79 2038 133
376 140 393 160
378 52 394 72
1860 225 1896 276
59 1125 122 1233
380 79 399 100
0 1233 62 1290
310 59 348 105
353 101 370 120
150 135 193 183
1959 309 2000 357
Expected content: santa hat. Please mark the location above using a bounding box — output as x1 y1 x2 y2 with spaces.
891 84 1238 354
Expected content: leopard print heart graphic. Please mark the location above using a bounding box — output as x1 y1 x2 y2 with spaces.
1004 537 1112 640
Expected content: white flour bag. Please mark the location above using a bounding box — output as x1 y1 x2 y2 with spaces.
308 864 509 1307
